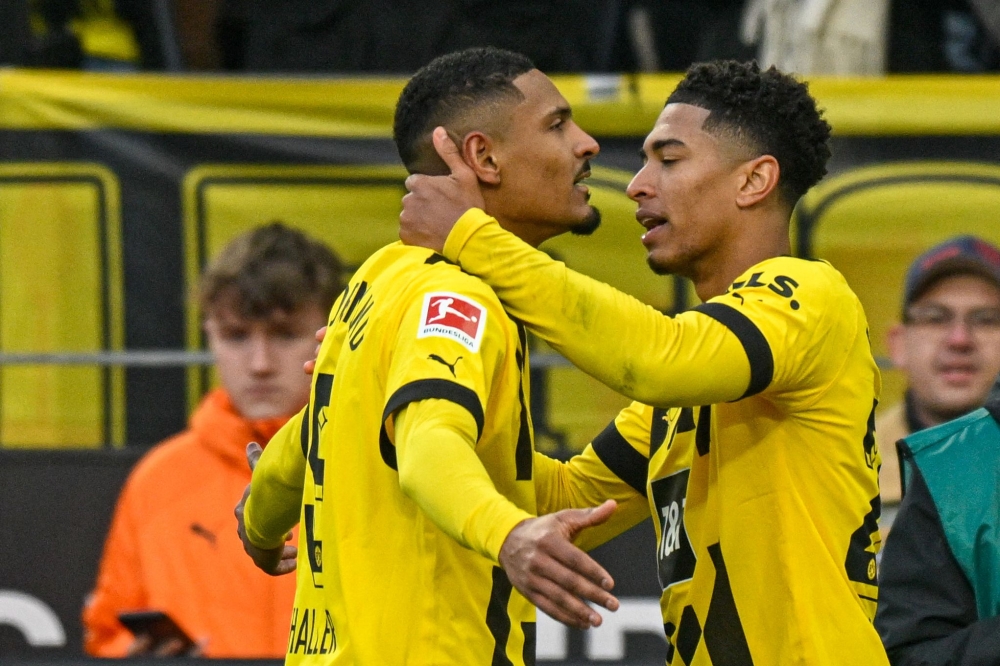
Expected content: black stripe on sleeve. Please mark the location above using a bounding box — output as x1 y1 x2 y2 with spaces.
693 302 774 399
592 420 648 497
299 406 310 459
424 253 456 266
378 379 486 470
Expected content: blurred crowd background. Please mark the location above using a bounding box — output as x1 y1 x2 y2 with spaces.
2 0 1000 75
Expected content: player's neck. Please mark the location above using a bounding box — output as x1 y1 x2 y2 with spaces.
691 220 791 302
492 215 560 249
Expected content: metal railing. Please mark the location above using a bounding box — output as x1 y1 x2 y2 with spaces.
0 350 572 368
0 350 892 369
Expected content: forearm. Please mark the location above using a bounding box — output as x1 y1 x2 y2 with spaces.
444 211 751 406
534 448 649 550
244 416 306 549
395 399 533 563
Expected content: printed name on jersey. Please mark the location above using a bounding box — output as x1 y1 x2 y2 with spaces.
651 468 697 591
417 292 487 352
727 272 801 310
287 606 337 655
331 279 374 350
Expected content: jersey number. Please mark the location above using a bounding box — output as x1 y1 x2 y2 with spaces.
304 372 334 587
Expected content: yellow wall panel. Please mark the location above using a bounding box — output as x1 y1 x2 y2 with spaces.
0 164 124 447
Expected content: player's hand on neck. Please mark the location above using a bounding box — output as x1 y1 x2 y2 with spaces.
400 126 485 253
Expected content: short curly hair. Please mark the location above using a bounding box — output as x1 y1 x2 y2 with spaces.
394 47 535 173
666 60 831 206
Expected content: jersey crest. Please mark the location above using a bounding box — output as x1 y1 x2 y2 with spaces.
418 292 487 352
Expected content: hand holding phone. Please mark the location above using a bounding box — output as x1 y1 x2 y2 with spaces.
118 610 197 656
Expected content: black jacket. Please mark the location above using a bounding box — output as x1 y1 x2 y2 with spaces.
875 462 1000 665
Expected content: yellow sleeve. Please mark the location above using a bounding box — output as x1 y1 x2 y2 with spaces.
444 211 854 408
395 399 533 563
534 402 653 550
243 409 307 549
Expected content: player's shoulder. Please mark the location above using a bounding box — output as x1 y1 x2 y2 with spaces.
759 256 855 297
723 255 858 311
406 251 504 308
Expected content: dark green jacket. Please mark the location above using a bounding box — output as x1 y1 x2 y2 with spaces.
875 401 1000 665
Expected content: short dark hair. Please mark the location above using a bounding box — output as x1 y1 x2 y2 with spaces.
200 222 343 319
666 60 832 206
393 47 535 173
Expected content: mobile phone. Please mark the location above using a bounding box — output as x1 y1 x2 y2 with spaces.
117 610 196 652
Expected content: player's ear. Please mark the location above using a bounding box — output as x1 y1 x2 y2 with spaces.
462 131 501 186
735 155 780 208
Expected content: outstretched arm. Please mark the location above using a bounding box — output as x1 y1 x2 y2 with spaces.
235 442 298 575
533 404 658 549
238 414 306 573
393 398 621 629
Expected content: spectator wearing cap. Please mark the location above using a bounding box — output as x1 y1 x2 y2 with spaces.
877 235 1000 504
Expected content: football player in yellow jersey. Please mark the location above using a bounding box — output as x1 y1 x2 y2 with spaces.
233 48 652 666
400 61 889 665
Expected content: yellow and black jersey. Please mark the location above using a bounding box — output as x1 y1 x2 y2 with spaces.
244 242 538 665
441 211 888 665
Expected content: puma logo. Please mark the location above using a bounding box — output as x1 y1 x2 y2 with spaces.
190 523 217 546
428 354 462 377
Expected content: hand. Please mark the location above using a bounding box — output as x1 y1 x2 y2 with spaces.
126 633 204 657
499 500 620 630
235 442 297 575
399 126 485 252
303 326 326 375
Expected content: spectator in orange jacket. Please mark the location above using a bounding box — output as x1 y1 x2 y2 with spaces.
83 223 342 657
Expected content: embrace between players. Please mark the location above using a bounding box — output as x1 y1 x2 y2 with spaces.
235 48 887 666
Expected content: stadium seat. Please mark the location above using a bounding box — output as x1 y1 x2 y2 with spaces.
793 161 1000 408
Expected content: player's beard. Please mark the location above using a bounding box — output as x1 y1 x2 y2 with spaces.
647 256 673 275
570 206 602 236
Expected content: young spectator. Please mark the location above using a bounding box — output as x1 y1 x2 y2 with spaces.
83 223 342 657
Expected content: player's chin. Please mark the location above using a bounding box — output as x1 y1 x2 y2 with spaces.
645 251 678 276
569 206 602 236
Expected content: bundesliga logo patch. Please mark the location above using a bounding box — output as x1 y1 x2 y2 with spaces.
418 292 486 352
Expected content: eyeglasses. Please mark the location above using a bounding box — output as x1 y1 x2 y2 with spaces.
904 306 1000 334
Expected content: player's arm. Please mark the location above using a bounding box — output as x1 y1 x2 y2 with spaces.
441 213 753 405
238 412 306 574
440 213 851 407
534 402 653 549
393 397 619 629
394 398 530 562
